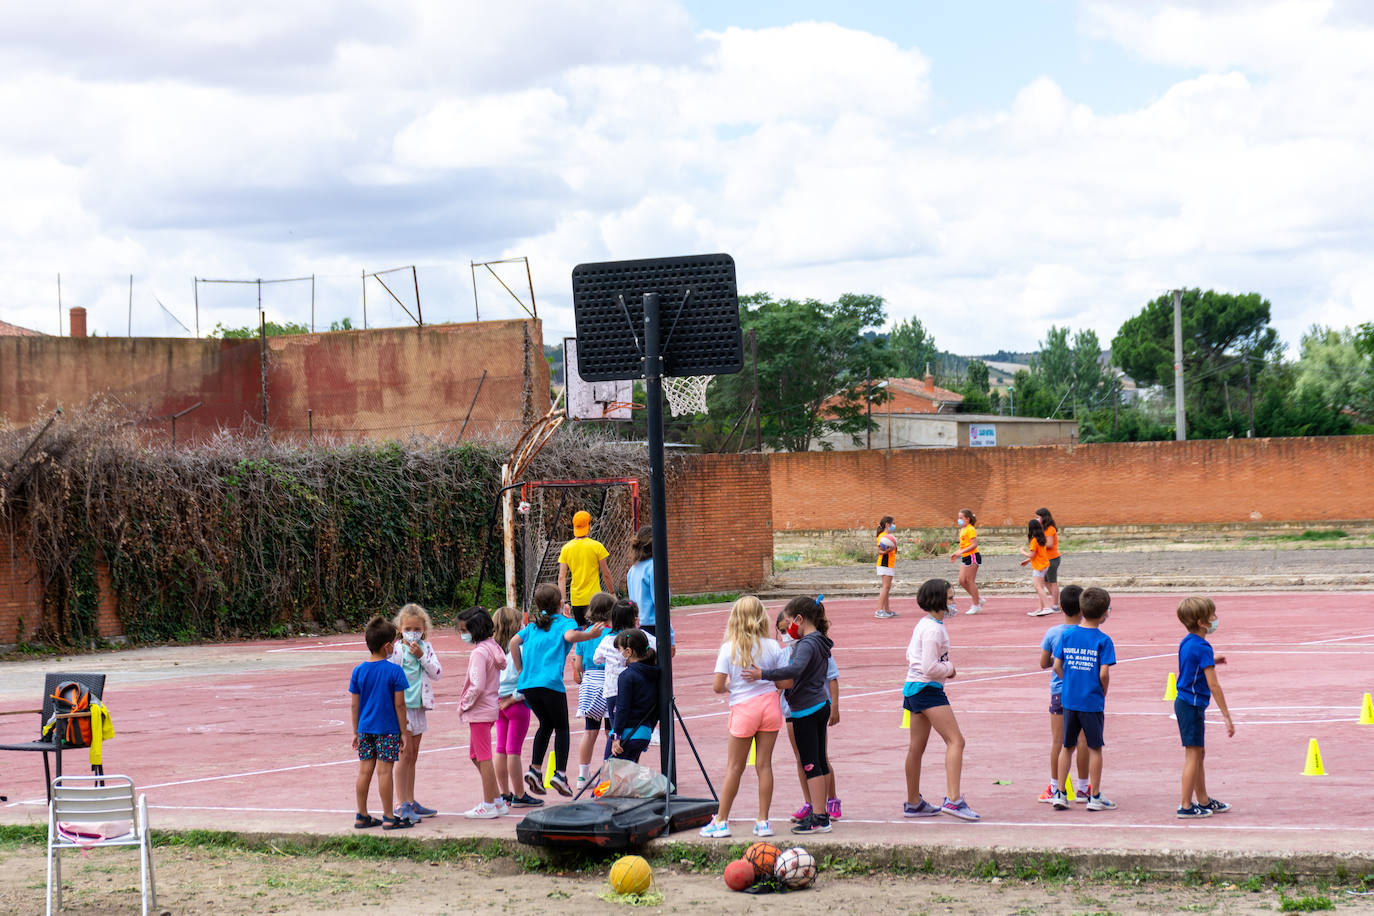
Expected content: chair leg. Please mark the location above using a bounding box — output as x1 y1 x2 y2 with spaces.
43 753 52 802
46 840 54 916
145 835 158 911
139 841 149 916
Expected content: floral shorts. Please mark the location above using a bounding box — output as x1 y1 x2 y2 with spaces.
357 732 401 762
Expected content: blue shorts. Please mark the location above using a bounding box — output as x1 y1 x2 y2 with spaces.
903 684 950 714
1049 691 1063 715
1175 697 1206 747
1062 709 1104 749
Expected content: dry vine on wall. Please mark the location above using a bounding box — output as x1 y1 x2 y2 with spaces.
2 403 654 645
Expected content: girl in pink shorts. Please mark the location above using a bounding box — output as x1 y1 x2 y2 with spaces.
492 606 541 809
698 595 789 839
458 607 507 819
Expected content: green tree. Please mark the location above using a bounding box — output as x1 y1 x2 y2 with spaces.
1034 326 1074 392
707 292 891 451
888 316 938 378
958 359 992 413
1295 325 1373 419
1112 288 1282 438
1071 329 1106 409
210 320 311 338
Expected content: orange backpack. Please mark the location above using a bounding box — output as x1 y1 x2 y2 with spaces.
48 681 94 747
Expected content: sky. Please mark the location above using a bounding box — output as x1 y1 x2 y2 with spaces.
2 0 1372 357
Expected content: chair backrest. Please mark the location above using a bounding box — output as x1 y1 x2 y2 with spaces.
40 673 106 721
51 774 135 823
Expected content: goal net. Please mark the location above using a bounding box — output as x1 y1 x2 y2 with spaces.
516 478 640 615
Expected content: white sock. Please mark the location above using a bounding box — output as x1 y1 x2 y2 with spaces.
486 798 497 806
579 764 590 779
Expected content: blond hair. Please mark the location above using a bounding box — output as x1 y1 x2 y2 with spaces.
725 595 771 669
1176 596 1216 630
492 606 522 651
393 602 432 638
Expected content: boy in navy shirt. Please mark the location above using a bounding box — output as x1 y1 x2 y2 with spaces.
1052 586 1116 811
1175 596 1235 818
349 616 412 830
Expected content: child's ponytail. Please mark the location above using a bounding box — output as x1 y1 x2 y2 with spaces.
875 515 894 537
532 583 561 631
615 628 657 666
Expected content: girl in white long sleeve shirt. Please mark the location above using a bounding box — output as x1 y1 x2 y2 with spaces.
901 579 979 821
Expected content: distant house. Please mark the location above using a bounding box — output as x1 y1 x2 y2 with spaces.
819 372 964 419
0 320 44 337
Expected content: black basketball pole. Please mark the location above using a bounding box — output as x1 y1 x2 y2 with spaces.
641 292 676 796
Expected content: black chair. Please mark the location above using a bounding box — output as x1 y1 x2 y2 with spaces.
0 673 107 801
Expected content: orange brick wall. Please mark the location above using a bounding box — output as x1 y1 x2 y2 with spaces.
0 538 122 644
665 454 773 592
769 436 1374 529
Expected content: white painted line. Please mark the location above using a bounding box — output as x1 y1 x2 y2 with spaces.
1300 632 1374 645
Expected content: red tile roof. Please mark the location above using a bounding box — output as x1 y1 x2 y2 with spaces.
0 319 45 336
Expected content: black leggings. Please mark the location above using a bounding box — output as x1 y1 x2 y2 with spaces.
523 687 570 775
791 703 831 780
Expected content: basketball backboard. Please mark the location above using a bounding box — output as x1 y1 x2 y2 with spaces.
565 338 633 421
571 253 743 382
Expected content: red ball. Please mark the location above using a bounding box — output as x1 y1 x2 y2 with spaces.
723 858 755 891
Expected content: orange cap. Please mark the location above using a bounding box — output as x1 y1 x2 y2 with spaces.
573 510 591 536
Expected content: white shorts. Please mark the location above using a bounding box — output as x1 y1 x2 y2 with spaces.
876 566 895 579
406 707 428 734
1032 569 1046 579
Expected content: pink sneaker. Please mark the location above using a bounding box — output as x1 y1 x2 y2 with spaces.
790 803 812 824
826 797 842 820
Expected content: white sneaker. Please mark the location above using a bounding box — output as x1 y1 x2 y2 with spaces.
752 820 774 837
576 775 587 792
649 729 661 746
464 802 500 819
493 798 511 816
965 604 981 616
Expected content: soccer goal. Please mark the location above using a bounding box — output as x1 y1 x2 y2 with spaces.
515 478 640 614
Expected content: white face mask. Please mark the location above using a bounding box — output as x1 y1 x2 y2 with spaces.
778 631 794 646
460 632 473 644
403 629 422 643
1207 619 1219 634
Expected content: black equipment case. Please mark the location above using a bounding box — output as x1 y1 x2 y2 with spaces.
516 796 717 850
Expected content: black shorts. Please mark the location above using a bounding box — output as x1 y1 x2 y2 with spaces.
1045 557 1061 583
960 552 982 567
903 685 950 714
1063 709 1105 749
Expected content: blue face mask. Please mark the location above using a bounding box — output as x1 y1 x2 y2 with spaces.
1207 619 1219 634
460 632 473 644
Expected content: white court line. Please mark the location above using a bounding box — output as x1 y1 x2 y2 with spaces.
267 642 359 653
733 817 1374 833
1300 632 1374 645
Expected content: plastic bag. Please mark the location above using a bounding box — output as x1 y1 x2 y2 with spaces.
602 757 673 798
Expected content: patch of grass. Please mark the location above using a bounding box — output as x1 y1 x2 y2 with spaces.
670 592 740 607
1279 529 1349 541
598 888 664 906
1278 894 1335 912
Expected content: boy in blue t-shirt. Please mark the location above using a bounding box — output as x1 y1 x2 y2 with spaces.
1037 584 1089 803
349 616 412 830
1052 586 1116 811
1175 596 1235 818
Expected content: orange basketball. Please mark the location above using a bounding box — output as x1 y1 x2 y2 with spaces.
743 841 780 879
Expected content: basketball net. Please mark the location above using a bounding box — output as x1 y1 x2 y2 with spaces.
662 375 713 417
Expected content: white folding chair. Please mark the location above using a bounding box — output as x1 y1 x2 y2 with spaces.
46 774 157 916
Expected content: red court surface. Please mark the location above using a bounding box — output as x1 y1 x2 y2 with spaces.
3 591 1373 866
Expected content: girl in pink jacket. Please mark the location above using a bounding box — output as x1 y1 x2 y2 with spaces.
458 607 507 819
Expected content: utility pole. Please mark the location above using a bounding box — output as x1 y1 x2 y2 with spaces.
866 368 872 450
1173 289 1186 440
1245 351 1254 438
750 329 761 451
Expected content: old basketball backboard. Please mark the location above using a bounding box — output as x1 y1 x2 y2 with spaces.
565 338 633 421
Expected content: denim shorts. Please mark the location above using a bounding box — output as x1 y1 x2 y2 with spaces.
1175 697 1206 747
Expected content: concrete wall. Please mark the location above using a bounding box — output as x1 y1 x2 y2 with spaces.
812 416 1077 451
0 319 550 443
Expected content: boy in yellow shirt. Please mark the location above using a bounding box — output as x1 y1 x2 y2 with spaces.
557 510 615 627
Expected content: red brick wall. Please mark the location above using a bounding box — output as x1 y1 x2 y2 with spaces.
770 437 1374 529
0 539 122 644
665 454 773 592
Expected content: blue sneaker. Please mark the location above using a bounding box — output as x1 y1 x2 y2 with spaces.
1201 798 1230 813
393 801 421 825
409 800 438 817
903 799 941 818
698 818 731 838
941 797 980 821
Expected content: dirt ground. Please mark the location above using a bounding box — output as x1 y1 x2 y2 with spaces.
5 842 1372 916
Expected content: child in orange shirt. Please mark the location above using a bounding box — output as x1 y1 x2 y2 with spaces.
1036 507 1062 611
1020 517 1054 617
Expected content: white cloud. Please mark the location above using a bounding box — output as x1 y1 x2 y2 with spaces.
1 1 1372 360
